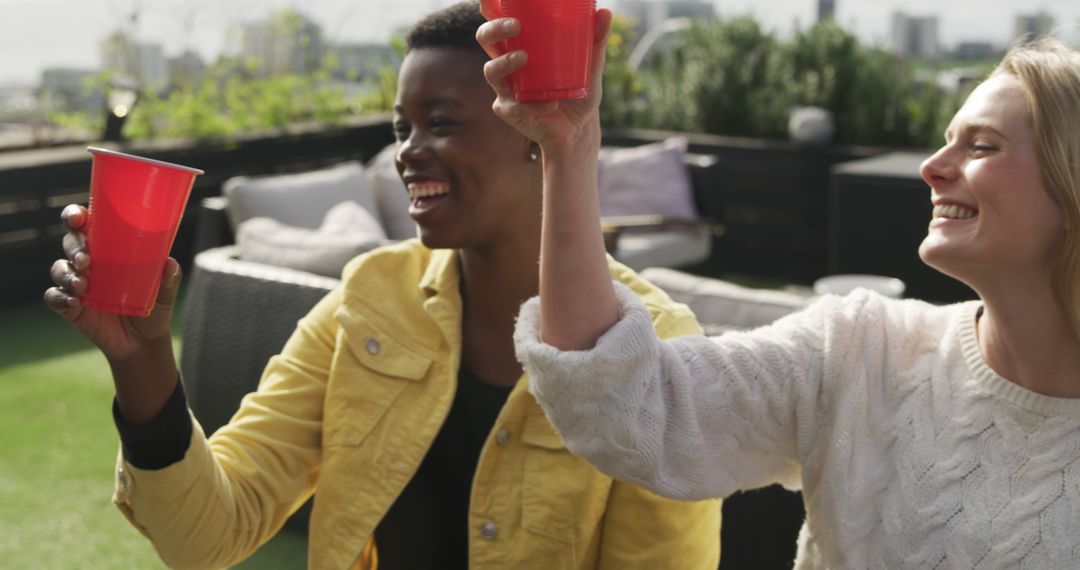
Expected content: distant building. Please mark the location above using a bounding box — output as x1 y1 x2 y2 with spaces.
0 86 37 116
241 10 325 77
168 51 207 87
330 43 401 83
139 44 168 87
101 33 168 88
952 41 999 61
1014 11 1056 44
1062 21 1080 48
613 0 715 45
38 68 103 112
891 12 940 60
818 0 836 22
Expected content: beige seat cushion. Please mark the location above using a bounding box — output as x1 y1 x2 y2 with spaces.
639 267 814 333
236 200 387 278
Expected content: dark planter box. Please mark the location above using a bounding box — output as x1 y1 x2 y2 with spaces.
829 152 976 303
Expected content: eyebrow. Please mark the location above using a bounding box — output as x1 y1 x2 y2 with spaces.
945 122 1009 142
393 96 464 114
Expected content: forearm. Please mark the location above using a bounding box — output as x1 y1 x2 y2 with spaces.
539 126 620 350
109 337 179 426
519 282 819 500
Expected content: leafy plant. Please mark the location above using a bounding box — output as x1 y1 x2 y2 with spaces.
599 15 645 128
607 16 967 148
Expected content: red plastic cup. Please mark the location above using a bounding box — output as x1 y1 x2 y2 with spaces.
81 147 203 317
489 0 597 102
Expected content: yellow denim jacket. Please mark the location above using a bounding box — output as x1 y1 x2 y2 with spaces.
113 240 721 569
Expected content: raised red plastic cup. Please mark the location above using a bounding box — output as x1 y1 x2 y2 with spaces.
489 0 597 102
81 147 203 317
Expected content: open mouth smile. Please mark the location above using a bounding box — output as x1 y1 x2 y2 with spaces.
932 202 978 221
407 181 451 216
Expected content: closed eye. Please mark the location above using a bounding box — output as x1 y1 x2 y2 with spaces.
429 118 460 134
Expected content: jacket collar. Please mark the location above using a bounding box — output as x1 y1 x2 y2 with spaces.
418 247 460 300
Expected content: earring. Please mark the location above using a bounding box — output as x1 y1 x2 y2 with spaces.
528 144 540 162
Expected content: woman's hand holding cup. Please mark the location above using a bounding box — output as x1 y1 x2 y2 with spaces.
44 204 181 363
476 1 613 159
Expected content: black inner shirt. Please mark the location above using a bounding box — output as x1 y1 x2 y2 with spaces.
372 365 514 570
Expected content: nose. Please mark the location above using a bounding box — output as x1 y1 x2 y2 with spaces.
919 145 959 188
395 128 431 168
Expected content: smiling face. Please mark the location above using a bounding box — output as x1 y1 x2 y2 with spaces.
392 47 541 251
918 72 1066 289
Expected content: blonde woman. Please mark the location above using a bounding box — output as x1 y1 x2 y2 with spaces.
479 11 1080 567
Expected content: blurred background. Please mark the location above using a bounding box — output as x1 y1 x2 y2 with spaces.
2 1 1079 569
1 0 1078 149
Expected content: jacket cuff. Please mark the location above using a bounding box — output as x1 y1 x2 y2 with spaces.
112 376 193 470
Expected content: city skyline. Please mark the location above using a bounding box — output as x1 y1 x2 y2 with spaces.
2 0 1079 85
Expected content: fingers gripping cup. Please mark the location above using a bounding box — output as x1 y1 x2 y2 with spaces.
82 147 203 317
489 0 597 102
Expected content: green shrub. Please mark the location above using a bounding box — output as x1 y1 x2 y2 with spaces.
612 16 968 148
124 54 392 141
599 15 646 128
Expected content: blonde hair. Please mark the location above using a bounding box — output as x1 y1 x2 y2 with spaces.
994 39 1080 335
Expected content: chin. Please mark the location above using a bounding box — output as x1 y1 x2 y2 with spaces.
919 238 986 291
919 237 954 266
417 228 460 251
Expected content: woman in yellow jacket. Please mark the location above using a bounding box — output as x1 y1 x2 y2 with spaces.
44 2 720 568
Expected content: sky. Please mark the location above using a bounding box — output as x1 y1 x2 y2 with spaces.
1 0 1078 85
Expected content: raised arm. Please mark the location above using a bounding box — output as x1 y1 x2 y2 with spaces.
44 204 180 425
476 3 619 350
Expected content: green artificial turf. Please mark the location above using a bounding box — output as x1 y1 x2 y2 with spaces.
0 301 307 569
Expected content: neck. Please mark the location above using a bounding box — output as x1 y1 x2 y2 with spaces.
977 280 1080 398
458 235 540 326
455 233 541 387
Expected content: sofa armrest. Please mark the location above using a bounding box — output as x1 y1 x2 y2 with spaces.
178 246 339 536
600 214 724 236
190 196 233 255
683 152 723 228
639 267 813 333
180 246 340 435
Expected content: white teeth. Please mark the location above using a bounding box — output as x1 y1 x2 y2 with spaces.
408 183 450 200
933 204 977 220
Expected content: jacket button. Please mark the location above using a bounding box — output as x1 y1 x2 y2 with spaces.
480 520 498 540
495 428 512 446
365 338 381 355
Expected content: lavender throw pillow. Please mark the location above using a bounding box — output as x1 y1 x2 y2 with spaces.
597 137 698 219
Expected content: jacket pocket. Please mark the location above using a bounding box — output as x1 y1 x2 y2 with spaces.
520 414 611 546
324 310 434 446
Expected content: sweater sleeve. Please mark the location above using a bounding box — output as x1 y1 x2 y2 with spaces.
515 281 839 501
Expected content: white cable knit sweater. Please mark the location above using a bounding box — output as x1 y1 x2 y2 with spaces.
514 283 1080 569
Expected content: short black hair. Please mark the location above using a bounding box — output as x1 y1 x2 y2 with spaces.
405 1 487 55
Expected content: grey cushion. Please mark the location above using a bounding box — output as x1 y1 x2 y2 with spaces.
223 161 378 231
235 200 387 278
640 267 814 334
366 144 417 241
